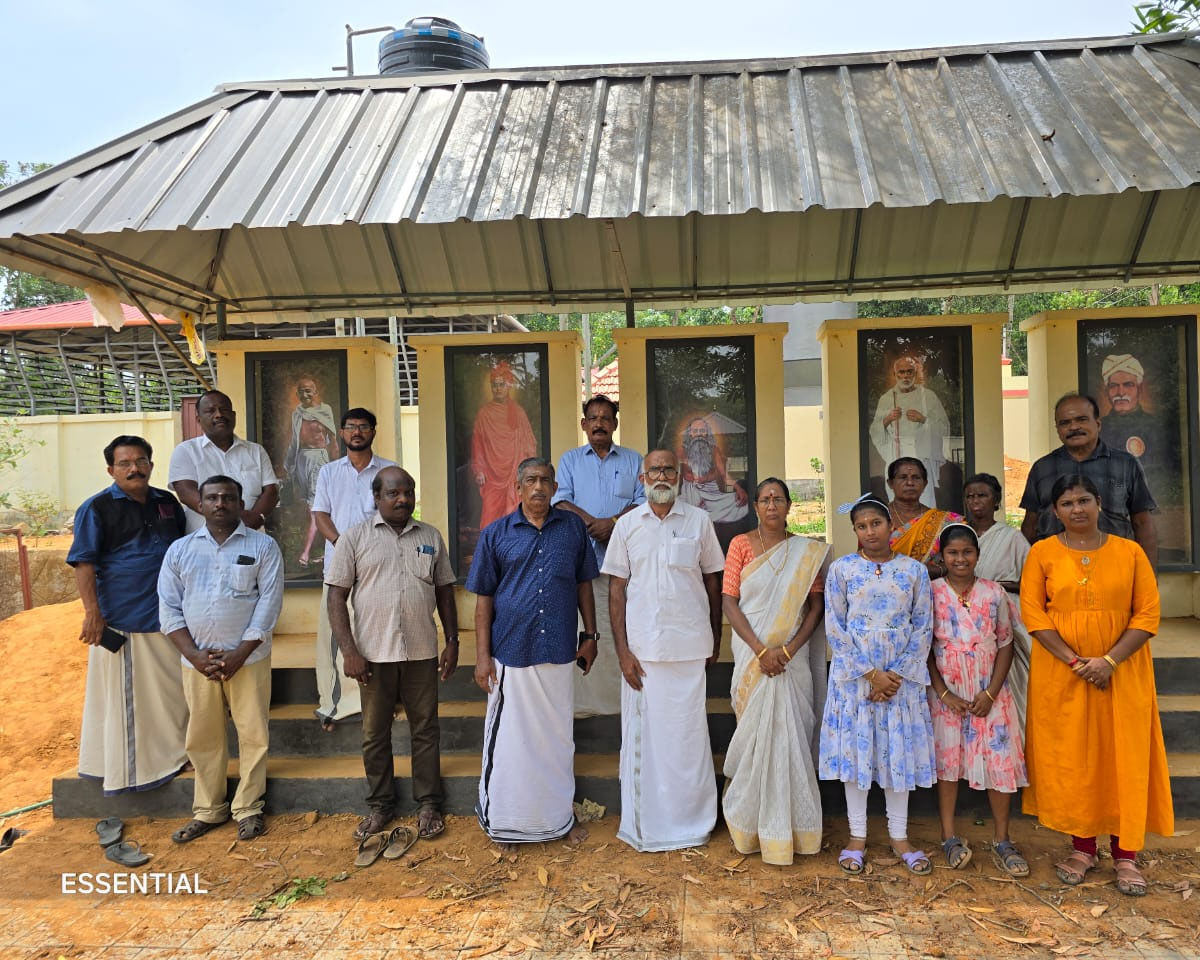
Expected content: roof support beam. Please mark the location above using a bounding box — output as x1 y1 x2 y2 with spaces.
45 233 218 306
1124 190 1161 282
1003 198 1031 290
845 209 863 295
537 221 557 306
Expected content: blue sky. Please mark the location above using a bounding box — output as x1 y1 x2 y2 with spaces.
3 0 1141 165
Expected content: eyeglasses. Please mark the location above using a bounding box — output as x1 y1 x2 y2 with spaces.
113 458 150 469
644 466 678 479
755 496 788 506
342 424 374 434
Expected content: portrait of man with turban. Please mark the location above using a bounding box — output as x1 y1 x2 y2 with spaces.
1101 354 1166 464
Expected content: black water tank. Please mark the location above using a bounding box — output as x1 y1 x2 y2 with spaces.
378 17 489 76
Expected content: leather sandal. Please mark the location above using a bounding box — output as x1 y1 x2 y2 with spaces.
354 810 393 841
941 835 973 869
1114 858 1147 897
1054 850 1097 885
417 803 445 840
354 831 389 868
382 825 418 860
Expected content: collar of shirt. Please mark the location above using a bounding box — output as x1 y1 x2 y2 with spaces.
1054 438 1111 463
336 453 388 474
192 521 251 544
197 433 250 454
370 511 423 537
582 442 629 460
511 504 567 530
106 482 171 503
633 499 685 523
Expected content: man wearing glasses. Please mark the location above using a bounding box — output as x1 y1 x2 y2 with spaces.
602 449 725 852
551 394 644 716
66 435 189 796
310 409 397 730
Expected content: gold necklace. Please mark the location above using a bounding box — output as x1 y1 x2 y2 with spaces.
947 577 976 608
859 549 894 576
756 529 789 573
1059 532 1104 584
889 501 923 526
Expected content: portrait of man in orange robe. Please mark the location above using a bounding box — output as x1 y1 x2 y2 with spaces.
470 361 537 531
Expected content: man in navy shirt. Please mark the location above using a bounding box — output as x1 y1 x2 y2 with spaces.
66 435 189 795
467 457 599 849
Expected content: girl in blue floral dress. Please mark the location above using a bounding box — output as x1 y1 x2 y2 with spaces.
820 496 936 875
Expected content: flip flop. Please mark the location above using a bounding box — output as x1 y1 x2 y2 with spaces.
355 832 389 868
95 817 123 847
105 841 151 867
382 825 418 861
0 827 27 853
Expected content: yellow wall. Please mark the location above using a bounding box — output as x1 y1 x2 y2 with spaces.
1002 362 1030 464
784 406 825 479
3 412 180 512
612 323 786 482
818 314 1007 558
1022 306 1200 616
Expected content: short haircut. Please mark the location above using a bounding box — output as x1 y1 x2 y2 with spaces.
887 456 928 483
1054 392 1101 420
754 477 790 502
963 472 1002 505
372 466 413 494
849 498 891 524
1049 472 1101 506
517 457 555 482
939 523 979 553
104 435 152 466
583 394 619 418
197 389 231 408
199 474 243 498
341 407 377 429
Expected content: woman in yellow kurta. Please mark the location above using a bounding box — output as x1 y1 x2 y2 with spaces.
1020 474 1173 896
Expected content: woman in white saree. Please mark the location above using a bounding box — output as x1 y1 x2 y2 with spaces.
721 478 830 864
964 473 1032 728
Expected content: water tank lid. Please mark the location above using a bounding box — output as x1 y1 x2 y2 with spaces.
385 16 486 52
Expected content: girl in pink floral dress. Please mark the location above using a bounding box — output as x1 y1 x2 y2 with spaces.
927 523 1029 876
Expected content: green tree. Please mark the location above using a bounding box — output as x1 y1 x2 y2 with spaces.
1132 0 1200 32
0 161 83 310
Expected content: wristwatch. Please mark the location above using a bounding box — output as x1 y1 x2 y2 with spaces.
445 635 460 645
578 631 600 643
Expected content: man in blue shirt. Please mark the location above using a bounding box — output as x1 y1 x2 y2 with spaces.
66 435 188 795
551 395 644 716
159 475 284 843
467 457 599 849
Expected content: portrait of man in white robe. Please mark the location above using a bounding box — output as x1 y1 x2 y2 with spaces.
868 354 951 509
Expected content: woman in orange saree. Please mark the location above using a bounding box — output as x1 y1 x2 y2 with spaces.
886 457 963 577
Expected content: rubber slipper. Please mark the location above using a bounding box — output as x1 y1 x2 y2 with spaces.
382 825 418 860
417 804 445 840
941 835 973 869
0 827 27 853
96 817 123 847
895 848 932 875
838 848 865 875
355 832 389 868
105 841 151 867
237 815 267 841
171 818 229 844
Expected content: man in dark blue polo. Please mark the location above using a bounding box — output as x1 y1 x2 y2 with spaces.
467 457 599 849
67 435 189 795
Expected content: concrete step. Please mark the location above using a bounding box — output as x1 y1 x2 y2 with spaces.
1158 695 1200 753
240 699 736 758
1150 623 1200 694
51 751 1200 820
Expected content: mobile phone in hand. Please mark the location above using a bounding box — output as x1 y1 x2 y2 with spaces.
99 626 128 653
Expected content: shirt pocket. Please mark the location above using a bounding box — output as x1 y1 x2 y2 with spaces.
667 537 700 570
230 562 258 597
411 547 436 584
613 470 637 501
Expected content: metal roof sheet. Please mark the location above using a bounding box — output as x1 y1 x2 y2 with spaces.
0 299 167 331
2 32 1200 319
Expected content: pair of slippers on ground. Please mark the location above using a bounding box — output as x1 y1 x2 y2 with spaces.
170 813 267 844
96 817 151 867
354 807 445 867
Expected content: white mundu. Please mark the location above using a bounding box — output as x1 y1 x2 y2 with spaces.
602 499 724 851
869 384 950 508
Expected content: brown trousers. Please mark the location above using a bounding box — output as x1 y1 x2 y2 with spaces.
361 658 441 814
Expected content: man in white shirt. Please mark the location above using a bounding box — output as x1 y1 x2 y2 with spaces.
310 408 397 729
868 355 950 509
602 448 725 852
169 390 279 532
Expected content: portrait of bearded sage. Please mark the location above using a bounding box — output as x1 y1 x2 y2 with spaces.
245 349 348 586
1079 316 1197 567
447 346 548 579
859 328 970 514
648 337 755 552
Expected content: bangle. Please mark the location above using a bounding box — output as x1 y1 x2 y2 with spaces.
1067 656 1082 667
982 689 995 702
755 647 768 660
780 646 792 661
938 689 950 701
1102 654 1118 670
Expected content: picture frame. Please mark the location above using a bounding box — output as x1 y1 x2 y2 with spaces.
245 349 349 587
857 327 973 514
1078 315 1199 569
445 344 550 581
646 335 757 552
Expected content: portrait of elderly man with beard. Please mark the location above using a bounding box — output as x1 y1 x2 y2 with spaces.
284 374 340 567
603 448 725 852
677 416 749 541
869 354 952 509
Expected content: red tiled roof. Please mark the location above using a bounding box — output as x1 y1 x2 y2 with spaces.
0 299 171 331
590 359 619 402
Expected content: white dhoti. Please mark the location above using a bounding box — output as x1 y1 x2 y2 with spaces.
316 583 362 723
618 658 716 851
679 479 748 524
477 661 577 843
574 575 621 716
78 631 189 795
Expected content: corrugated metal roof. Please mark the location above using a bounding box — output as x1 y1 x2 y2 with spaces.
0 299 167 331
2 32 1200 319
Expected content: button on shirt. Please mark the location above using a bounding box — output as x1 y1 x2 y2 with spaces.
465 506 599 668
311 454 397 564
324 514 456 662
168 435 279 532
66 484 186 633
1020 439 1157 541
158 523 284 668
601 500 725 661
551 443 645 565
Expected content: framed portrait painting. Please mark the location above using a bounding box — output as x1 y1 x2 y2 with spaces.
445 345 550 580
245 350 349 587
646 336 756 552
1078 316 1199 568
857 327 973 514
